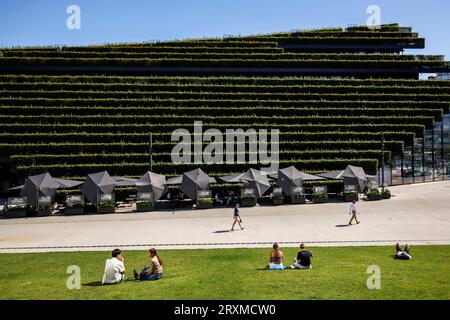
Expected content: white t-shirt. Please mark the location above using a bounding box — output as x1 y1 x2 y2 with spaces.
102 257 125 284
349 203 358 213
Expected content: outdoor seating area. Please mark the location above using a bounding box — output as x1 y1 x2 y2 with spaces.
1 165 391 218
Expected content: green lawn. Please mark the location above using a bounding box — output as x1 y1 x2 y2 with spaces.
0 245 449 300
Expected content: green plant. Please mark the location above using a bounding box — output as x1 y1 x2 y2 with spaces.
366 188 381 197
272 193 284 201
38 203 52 211
313 192 328 199
136 200 154 209
5 206 27 212
381 188 391 199
66 203 83 209
98 202 115 209
196 197 213 206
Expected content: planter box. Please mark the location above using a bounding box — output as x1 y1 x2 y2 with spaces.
241 199 257 207
4 210 27 218
344 194 359 202
97 207 116 214
367 195 382 201
312 197 328 203
272 198 284 205
196 202 213 209
290 197 306 204
36 210 52 217
65 208 85 215
136 201 154 212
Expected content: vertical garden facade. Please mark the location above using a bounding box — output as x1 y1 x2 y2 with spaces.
0 23 449 192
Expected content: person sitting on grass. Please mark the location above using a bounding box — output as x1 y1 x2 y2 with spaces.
102 248 126 285
133 248 164 281
394 243 412 260
291 243 313 269
265 243 286 270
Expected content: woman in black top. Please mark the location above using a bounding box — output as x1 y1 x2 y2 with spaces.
230 203 244 231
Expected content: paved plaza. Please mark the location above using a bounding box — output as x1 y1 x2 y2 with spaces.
1 181 449 253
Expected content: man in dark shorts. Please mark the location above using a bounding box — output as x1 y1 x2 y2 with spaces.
291 243 313 269
230 203 244 231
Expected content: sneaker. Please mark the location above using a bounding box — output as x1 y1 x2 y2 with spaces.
357 221 360 224
241 227 245 230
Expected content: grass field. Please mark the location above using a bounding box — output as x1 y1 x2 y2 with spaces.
0 245 449 300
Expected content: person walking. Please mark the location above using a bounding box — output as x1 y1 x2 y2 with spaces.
348 200 360 225
231 203 244 231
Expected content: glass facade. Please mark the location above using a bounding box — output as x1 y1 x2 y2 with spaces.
388 112 450 185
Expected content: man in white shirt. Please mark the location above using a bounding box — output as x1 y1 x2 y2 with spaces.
102 248 126 284
348 200 360 225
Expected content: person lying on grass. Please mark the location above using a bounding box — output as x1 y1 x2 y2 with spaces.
394 243 412 260
265 242 289 270
291 243 313 269
102 248 126 285
133 248 164 281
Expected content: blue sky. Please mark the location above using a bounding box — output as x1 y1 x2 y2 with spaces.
1 0 449 59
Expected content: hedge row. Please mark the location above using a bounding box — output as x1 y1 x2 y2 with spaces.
3 82 450 95
0 131 415 141
0 114 434 128
2 90 449 104
2 75 449 88
219 36 425 46
11 150 390 166
0 140 404 154
4 51 443 62
16 158 379 177
0 121 425 136
249 31 418 38
0 106 441 119
0 57 442 68
1 97 447 110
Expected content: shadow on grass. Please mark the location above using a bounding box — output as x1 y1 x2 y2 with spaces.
82 281 103 287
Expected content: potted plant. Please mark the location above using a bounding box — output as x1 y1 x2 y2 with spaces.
196 197 213 209
343 191 359 202
97 201 116 213
4 204 28 218
136 200 154 212
290 193 306 204
65 195 84 215
37 199 52 217
312 191 328 203
240 196 257 207
381 188 391 199
272 193 284 205
366 188 382 201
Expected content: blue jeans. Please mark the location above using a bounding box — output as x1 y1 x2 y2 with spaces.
139 266 163 281
140 272 163 281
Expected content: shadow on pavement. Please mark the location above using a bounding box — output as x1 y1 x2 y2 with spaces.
213 230 231 233
335 224 351 228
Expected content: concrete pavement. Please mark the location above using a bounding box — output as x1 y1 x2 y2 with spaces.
0 180 449 253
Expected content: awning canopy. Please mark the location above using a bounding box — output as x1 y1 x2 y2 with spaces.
20 172 60 207
273 166 324 196
136 171 167 201
179 168 216 200
82 171 116 204
220 168 271 197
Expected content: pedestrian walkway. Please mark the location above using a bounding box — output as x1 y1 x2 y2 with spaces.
1 181 449 253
